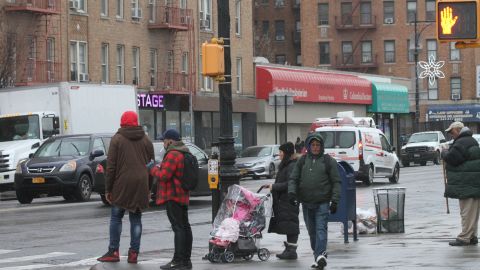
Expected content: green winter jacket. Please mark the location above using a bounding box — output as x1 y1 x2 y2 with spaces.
287 133 341 204
444 128 480 199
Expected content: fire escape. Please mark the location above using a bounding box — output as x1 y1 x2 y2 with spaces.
4 0 62 86
148 1 195 95
292 0 301 65
334 0 377 73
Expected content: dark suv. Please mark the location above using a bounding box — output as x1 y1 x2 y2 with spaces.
14 134 112 204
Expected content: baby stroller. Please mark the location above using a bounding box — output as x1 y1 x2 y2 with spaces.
207 184 272 263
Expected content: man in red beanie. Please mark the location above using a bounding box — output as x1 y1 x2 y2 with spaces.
98 110 154 264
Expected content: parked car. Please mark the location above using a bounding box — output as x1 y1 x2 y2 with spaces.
400 131 446 167
14 134 112 204
94 141 211 205
235 145 281 179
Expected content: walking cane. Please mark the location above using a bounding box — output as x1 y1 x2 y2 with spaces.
442 160 450 214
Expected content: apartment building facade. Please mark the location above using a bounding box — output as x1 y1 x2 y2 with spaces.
1 0 255 152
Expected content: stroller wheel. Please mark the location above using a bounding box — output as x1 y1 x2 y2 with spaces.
221 251 235 263
257 248 270 261
208 252 221 263
242 253 254 261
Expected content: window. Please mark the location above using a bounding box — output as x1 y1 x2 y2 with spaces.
180 0 187 8
380 135 391 151
116 44 124 83
341 2 352 25
342 41 353 64
318 131 356 149
116 0 124 18
275 0 285 7
275 55 286 64
101 0 108 16
319 42 330 64
383 1 394 23
450 42 460 61
275 20 285 41
71 0 87 13
150 49 157 87
262 21 269 37
46 38 55 82
235 0 241 35
451 77 461 100
200 0 212 30
236 57 242 94
407 0 417 23
132 47 140 85
425 0 435 22
360 2 372 25
296 54 302 65
101 43 109 83
26 35 36 81
148 0 155 22
261 0 268 5
428 79 438 100
131 0 141 20
92 138 106 153
318 3 329 25
361 41 372 63
427 39 437 60
70 41 88 82
181 52 188 89
407 39 414 62
384 40 395 63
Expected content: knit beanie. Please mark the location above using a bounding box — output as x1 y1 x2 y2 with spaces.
120 111 139 127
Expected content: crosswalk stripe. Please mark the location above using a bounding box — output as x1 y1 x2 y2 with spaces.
0 264 54 270
0 250 19 255
57 257 98 267
0 252 74 264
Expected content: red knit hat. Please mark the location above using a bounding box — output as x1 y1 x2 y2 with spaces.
120 111 139 127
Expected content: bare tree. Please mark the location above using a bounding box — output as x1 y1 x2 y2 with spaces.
0 11 16 88
254 34 275 62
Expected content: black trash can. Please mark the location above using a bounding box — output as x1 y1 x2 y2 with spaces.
373 187 406 233
328 161 358 243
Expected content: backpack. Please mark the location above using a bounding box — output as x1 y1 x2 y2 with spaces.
297 153 332 177
179 152 199 190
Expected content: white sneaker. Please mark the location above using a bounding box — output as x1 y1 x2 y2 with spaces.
316 253 327 269
310 261 318 268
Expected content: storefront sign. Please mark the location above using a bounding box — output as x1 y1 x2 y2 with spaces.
256 66 372 105
427 104 480 122
137 93 164 109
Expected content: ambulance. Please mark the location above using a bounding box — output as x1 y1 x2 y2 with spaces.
311 116 400 186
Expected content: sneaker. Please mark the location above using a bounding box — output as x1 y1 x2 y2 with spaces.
316 252 327 270
310 261 318 268
97 249 120 262
160 260 188 270
470 237 478 245
449 238 470 246
127 249 138 264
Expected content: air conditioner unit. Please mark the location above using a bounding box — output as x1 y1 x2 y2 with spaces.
79 73 89 82
451 93 461 100
384 18 394 24
180 16 190 25
131 8 142 19
200 19 209 29
69 0 78 10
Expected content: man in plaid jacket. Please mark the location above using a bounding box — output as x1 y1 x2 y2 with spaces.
149 129 192 270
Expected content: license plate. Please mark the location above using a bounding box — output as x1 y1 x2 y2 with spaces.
32 177 45 184
414 154 420 158
239 169 247 175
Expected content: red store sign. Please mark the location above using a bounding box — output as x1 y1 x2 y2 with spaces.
256 66 372 105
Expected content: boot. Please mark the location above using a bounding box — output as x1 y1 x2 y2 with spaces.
127 248 138 264
276 241 297 260
97 249 120 262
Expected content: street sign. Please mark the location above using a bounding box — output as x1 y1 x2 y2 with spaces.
268 92 295 106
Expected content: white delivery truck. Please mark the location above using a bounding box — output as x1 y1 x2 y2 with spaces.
0 83 137 190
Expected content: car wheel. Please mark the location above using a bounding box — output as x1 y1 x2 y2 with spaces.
420 161 427 166
16 189 33 204
433 151 440 165
63 193 76 201
74 174 92 202
402 160 410 167
100 194 110 206
363 165 374 186
268 163 275 179
389 163 400 184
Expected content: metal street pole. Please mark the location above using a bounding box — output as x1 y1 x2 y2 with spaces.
217 0 239 206
274 95 277 144
284 95 287 143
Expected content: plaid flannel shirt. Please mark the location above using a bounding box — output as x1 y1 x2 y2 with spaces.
150 150 189 205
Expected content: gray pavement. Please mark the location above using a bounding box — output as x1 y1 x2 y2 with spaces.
90 164 480 270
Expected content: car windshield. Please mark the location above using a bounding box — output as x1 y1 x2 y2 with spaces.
240 146 272 157
0 115 40 142
408 133 438 143
35 137 90 157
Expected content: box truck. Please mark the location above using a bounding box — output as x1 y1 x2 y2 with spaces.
0 83 137 190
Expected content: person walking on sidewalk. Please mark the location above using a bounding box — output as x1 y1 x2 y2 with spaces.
262 142 300 260
288 133 341 269
97 111 154 264
442 121 480 246
149 129 193 270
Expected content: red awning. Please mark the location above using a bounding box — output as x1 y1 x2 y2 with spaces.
256 65 372 105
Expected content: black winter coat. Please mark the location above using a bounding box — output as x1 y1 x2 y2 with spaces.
268 159 300 235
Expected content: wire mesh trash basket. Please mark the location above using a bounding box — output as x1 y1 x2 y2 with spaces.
373 187 406 233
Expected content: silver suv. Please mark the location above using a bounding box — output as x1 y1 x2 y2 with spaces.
400 131 446 166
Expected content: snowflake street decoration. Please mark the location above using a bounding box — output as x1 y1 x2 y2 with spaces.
418 55 445 86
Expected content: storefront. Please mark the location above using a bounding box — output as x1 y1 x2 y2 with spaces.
367 82 409 150
427 104 480 133
255 65 372 144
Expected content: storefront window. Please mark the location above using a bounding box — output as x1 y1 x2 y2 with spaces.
139 110 154 140
155 111 163 140
233 113 242 153
200 112 213 150
181 111 192 142
166 111 179 132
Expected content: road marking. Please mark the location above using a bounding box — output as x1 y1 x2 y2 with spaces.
0 250 18 255
0 264 53 270
0 200 102 214
57 257 98 266
0 252 74 264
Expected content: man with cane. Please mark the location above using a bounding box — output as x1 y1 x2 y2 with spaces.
442 121 480 246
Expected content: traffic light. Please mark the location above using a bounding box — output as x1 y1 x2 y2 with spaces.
201 38 224 78
437 0 480 43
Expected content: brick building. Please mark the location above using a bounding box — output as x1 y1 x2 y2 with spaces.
0 0 256 152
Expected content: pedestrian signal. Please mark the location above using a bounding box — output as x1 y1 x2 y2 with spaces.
201 38 225 77
437 0 479 42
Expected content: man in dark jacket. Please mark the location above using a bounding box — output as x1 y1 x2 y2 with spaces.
98 111 154 264
442 121 480 246
288 133 341 269
149 129 192 270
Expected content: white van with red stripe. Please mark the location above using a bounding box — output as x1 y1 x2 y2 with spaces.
312 117 400 186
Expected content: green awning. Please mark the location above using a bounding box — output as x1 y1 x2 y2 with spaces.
367 82 409 113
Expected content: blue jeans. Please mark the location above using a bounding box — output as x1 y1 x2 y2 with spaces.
302 202 329 259
109 206 142 252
